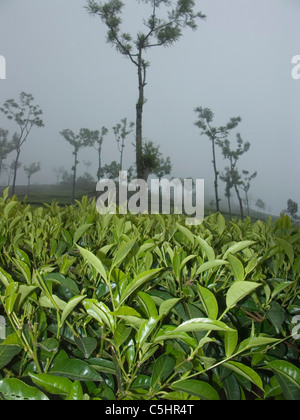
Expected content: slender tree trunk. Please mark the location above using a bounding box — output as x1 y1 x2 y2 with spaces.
97 147 102 180
211 139 220 212
72 151 78 202
234 184 244 219
12 148 21 196
227 195 232 218
27 176 31 195
136 53 145 180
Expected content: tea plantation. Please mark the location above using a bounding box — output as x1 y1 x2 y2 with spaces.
0 189 300 400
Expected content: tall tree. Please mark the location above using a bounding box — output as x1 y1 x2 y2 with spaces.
286 199 299 220
86 0 205 180
24 162 41 192
194 107 241 212
0 92 44 195
241 170 257 217
113 118 134 170
60 128 98 201
219 134 251 219
91 126 109 180
0 129 15 178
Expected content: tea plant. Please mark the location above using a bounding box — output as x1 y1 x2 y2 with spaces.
0 188 300 400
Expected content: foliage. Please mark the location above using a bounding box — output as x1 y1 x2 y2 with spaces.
0 188 300 400
0 92 44 195
86 0 206 179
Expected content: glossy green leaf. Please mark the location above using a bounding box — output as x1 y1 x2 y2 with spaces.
29 373 72 396
50 358 102 382
67 381 84 400
77 245 108 283
228 254 245 282
112 239 136 269
150 354 175 390
196 237 215 261
136 316 160 346
267 360 300 400
0 345 22 370
0 378 49 400
198 286 218 320
73 224 93 244
223 361 264 391
137 291 158 318
223 241 256 259
174 318 235 334
83 299 115 330
196 260 228 275
224 330 238 358
60 295 86 326
159 298 181 317
119 268 164 306
74 336 97 359
171 379 220 400
226 281 261 309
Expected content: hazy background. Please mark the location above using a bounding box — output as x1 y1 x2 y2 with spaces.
0 0 299 214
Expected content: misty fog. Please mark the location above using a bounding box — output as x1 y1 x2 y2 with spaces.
0 0 299 215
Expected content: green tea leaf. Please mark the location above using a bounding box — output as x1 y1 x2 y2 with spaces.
77 245 108 283
50 358 102 382
119 268 164 306
171 379 220 400
29 373 72 396
150 354 175 390
223 361 264 391
226 281 261 310
60 295 86 326
228 254 245 282
174 318 235 334
267 360 300 400
198 286 218 320
0 379 49 400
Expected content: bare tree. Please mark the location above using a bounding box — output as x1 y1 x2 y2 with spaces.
194 107 241 213
86 0 205 180
0 92 44 195
24 162 41 192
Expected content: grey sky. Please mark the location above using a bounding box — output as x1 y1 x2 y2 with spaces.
0 0 299 214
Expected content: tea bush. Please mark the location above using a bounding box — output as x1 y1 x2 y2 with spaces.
0 188 300 400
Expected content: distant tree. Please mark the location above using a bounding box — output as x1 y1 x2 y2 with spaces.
255 199 266 212
113 118 134 170
60 128 99 201
220 167 234 217
103 161 121 180
24 162 41 192
286 199 299 219
241 170 257 217
90 126 109 180
0 92 44 195
86 0 206 180
53 166 65 184
83 160 92 175
219 133 251 219
194 107 241 212
0 129 15 178
6 160 22 188
141 141 172 181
